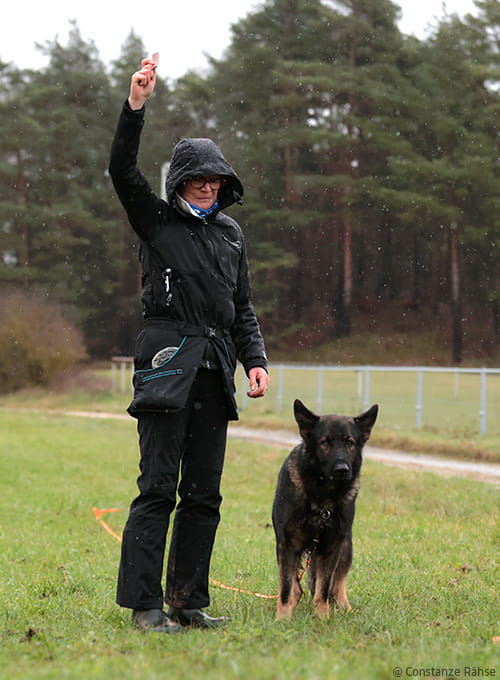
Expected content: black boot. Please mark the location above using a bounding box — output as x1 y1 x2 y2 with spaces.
166 607 230 629
131 608 182 633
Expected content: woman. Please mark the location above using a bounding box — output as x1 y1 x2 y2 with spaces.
109 56 269 633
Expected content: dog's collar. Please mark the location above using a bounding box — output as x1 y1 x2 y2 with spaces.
319 507 332 521
310 503 334 521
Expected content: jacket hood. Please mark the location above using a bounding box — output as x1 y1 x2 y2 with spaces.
165 137 244 211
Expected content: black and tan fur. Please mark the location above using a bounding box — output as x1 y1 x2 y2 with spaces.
272 399 378 619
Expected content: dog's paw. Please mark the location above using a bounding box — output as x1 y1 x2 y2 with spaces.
313 600 330 618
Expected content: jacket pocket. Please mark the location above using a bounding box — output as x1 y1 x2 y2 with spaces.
128 366 188 415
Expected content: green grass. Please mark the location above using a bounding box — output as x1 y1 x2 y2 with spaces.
1 362 499 462
0 410 498 679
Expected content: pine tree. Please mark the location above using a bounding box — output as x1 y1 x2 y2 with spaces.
0 24 121 354
210 0 412 342
384 2 500 362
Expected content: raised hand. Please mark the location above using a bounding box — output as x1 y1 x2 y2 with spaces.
128 53 159 110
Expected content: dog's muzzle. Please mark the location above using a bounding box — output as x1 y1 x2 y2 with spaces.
332 462 352 480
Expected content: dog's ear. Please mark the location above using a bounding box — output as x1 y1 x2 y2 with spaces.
354 404 378 443
294 399 320 440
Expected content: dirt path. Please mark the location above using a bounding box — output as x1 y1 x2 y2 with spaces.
228 426 500 485
5 408 499 485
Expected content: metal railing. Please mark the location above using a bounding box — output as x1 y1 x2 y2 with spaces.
238 364 499 435
110 356 133 394
111 358 500 435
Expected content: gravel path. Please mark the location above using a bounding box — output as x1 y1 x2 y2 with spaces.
228 426 500 485
5 408 499 485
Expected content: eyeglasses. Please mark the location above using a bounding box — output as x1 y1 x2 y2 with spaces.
188 176 223 189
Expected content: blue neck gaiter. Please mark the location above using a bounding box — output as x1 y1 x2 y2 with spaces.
188 201 220 218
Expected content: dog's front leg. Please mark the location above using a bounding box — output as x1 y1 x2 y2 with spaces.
311 543 346 618
276 546 303 619
330 538 353 611
310 553 332 618
330 570 352 612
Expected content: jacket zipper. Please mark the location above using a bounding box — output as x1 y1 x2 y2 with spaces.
201 219 217 269
163 268 173 306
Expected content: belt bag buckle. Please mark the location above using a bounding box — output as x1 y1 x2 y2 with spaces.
204 327 217 338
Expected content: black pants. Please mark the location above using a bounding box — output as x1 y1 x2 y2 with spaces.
117 368 229 610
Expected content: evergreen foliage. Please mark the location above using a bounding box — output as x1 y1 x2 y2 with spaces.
0 0 498 364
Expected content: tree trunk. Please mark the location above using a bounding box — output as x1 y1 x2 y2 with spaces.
411 233 420 310
376 224 397 300
331 209 351 339
492 300 500 346
449 224 462 364
284 143 303 324
16 150 29 268
339 208 352 337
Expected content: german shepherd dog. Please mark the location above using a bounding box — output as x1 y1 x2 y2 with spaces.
272 399 378 619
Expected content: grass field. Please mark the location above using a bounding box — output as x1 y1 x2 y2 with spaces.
2 361 499 462
0 410 498 680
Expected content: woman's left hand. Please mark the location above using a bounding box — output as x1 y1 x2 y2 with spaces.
247 367 269 398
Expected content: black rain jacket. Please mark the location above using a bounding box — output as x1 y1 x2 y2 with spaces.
109 101 267 420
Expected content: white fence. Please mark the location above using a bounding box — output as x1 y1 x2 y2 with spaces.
111 358 500 435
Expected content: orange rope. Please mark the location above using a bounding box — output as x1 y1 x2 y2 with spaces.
297 555 311 582
92 507 121 521
209 578 277 599
92 507 123 543
92 507 279 599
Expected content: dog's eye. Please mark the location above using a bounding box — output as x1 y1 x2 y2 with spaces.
346 438 355 448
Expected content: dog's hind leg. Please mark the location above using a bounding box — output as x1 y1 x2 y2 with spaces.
276 548 303 619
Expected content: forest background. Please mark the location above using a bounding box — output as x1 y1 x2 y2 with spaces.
1 0 498 387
